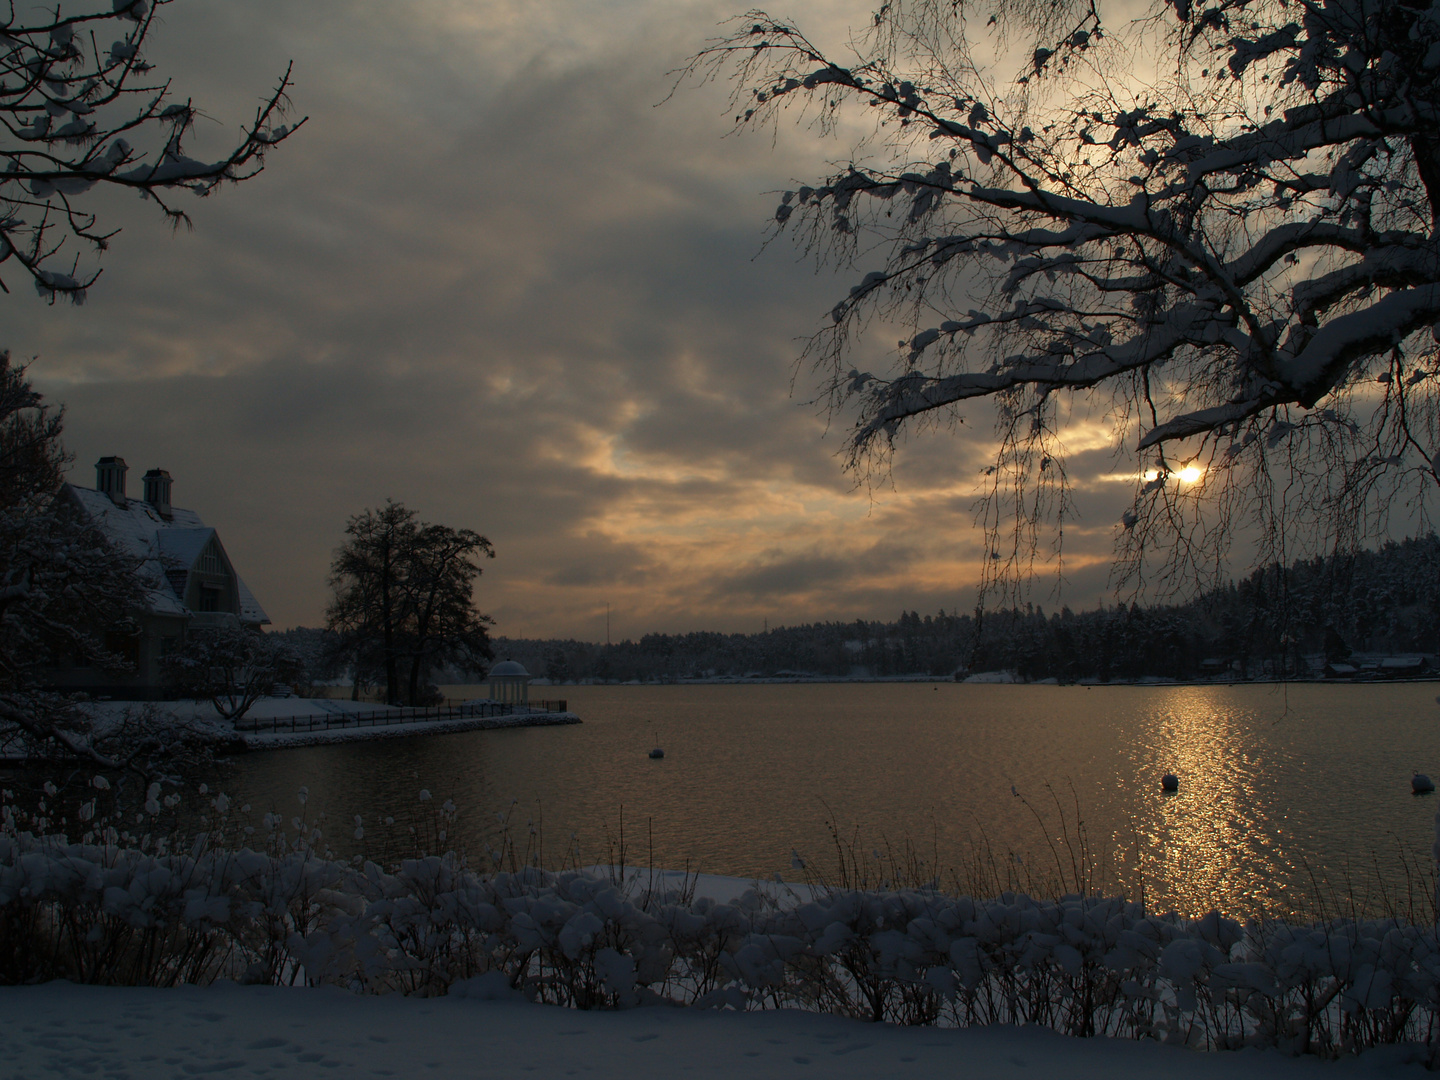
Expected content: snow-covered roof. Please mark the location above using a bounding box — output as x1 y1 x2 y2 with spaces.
489 660 530 678
65 485 270 626
156 527 215 569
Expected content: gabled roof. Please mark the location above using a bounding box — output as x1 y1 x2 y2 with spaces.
65 485 270 625
156 527 215 569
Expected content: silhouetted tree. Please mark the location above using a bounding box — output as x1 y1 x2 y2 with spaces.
0 354 156 769
689 0 1440 597
326 501 495 706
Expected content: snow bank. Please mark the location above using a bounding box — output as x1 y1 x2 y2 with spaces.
3 829 1440 1057
242 710 581 749
2 980 1427 1079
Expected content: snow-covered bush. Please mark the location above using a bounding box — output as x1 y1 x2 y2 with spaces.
4 785 1440 1058
162 626 304 720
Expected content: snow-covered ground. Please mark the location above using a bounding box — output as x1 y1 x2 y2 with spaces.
3 847 1436 1078
3 980 1425 1079
587 865 817 905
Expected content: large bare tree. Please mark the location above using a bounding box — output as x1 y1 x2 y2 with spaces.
327 502 496 707
688 0 1440 597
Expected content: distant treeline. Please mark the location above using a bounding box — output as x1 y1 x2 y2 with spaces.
275 536 1440 686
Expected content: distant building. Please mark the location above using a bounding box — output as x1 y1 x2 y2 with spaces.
1379 656 1429 677
49 456 269 696
1326 655 1432 679
487 660 532 706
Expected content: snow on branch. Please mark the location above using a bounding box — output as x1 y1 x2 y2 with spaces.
0 1 304 302
687 0 1440 593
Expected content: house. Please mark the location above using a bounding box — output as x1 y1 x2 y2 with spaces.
1378 656 1429 678
50 456 269 696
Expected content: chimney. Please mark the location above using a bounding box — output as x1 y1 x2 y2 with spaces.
95 456 128 505
142 468 172 517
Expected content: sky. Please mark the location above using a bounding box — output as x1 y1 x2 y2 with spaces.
13 0 1146 639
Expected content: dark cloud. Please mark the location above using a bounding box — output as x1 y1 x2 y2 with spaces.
719 553 855 598
15 0 1152 637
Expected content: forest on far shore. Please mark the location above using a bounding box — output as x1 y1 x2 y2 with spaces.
275 536 1440 687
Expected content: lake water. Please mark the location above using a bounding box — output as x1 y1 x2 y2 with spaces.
217 682 1440 919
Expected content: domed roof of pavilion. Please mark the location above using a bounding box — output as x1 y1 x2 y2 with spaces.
488 660 530 678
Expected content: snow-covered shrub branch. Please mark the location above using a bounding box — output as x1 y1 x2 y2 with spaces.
161 626 303 721
685 0 1440 596
0 0 302 303
5 788 1440 1058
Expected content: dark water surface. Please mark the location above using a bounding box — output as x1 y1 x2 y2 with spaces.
218 682 1440 918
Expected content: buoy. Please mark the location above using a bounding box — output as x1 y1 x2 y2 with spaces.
1161 773 1179 793
1414 773 1435 794
649 747 665 760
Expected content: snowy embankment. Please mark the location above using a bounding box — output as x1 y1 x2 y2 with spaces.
239 709 581 749
5 824 1440 1069
79 696 579 752
4 980 1423 1079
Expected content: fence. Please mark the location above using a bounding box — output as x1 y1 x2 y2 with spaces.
233 699 569 734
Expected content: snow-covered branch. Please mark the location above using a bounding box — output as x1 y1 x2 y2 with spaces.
0 1 303 303
687 0 1440 594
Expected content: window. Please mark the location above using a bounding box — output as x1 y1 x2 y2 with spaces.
198 539 223 575
200 586 221 612
104 632 139 668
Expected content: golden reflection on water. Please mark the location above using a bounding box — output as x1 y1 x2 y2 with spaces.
1120 688 1282 917
219 682 1440 922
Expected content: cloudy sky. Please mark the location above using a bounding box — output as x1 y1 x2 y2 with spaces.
14 0 1142 638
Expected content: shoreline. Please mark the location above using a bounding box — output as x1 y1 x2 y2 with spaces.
1 700 582 765
521 674 1440 687
238 709 581 750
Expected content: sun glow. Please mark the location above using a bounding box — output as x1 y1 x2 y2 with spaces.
1178 465 1204 484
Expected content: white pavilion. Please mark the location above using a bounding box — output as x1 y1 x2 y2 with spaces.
487 660 532 706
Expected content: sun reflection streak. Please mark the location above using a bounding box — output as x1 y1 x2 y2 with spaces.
1119 688 1286 917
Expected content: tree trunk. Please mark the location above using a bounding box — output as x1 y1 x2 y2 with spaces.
382 540 399 707
1413 131 1440 234
384 645 399 706
407 654 423 707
